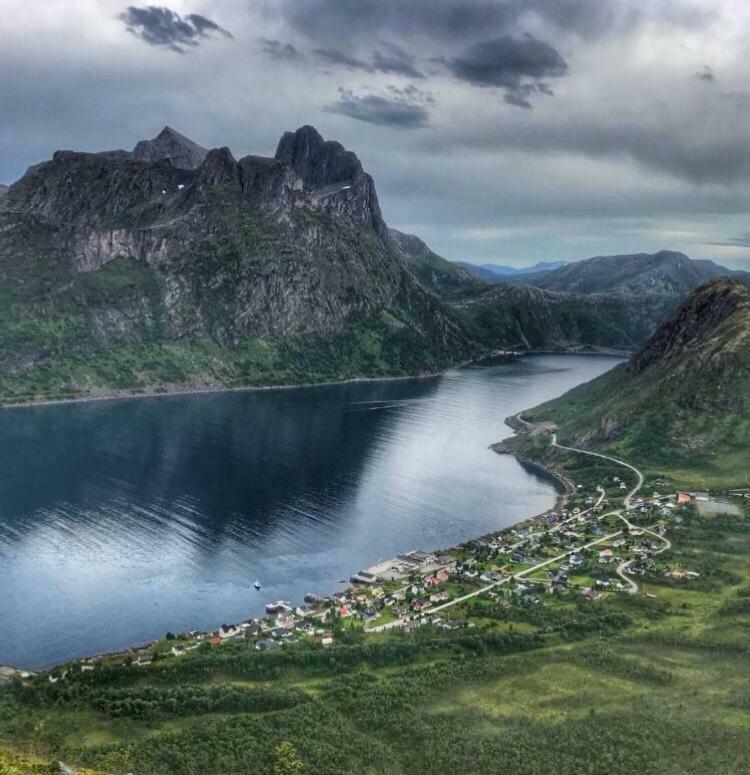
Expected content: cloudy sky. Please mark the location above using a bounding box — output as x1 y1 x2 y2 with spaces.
3 0 750 268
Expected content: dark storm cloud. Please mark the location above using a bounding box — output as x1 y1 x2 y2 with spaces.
118 6 232 53
447 35 567 87
441 35 567 107
261 38 302 62
324 89 430 128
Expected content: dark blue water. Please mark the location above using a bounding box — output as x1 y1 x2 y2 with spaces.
0 355 621 668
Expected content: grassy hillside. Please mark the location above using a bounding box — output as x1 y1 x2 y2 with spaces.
453 283 672 352
518 279 750 487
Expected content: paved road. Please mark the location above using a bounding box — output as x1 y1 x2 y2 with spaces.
552 434 672 594
551 433 644 509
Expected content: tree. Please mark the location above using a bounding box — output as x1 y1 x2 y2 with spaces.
274 741 303 775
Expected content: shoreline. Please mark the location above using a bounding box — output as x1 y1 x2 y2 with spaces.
1 358 622 673
0 347 629 412
4 412 570 674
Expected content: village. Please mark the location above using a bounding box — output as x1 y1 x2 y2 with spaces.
8 463 734 687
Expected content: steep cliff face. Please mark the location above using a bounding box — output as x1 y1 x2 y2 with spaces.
0 126 475 401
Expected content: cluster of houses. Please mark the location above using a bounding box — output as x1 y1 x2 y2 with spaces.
20 482 734 685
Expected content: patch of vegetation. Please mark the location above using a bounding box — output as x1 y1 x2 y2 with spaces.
2 491 749 774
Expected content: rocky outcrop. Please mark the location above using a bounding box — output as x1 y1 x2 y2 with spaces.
132 126 208 169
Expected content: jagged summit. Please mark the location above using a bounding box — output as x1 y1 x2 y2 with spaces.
132 126 209 170
0 122 473 402
275 125 365 188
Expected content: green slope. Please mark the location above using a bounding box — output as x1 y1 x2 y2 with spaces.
520 278 750 486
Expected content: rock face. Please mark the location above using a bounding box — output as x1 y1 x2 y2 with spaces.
0 125 474 401
132 126 208 170
629 277 750 374
0 184 7 199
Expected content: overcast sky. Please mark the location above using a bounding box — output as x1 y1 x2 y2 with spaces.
3 0 750 268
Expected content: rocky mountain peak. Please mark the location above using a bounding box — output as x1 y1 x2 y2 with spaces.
628 277 750 374
132 126 208 170
274 125 364 189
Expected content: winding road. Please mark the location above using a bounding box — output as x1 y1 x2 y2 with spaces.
368 429 669 631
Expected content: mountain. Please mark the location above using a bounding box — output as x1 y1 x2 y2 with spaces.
519 278 750 485
132 126 208 170
0 125 475 403
0 184 7 199
458 260 568 280
453 283 674 352
389 229 488 299
510 250 745 295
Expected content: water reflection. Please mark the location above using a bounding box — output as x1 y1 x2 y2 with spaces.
0 355 621 668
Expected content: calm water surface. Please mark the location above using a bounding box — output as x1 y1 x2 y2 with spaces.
0 355 621 668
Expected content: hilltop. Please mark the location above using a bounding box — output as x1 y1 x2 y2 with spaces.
518 278 750 486
508 250 746 296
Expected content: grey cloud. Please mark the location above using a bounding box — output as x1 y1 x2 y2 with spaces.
324 89 430 128
275 0 712 46
315 43 424 78
706 234 750 247
372 43 424 78
696 65 715 82
447 35 567 88
186 14 233 39
424 94 750 184
441 35 566 107
118 6 232 53
261 38 302 61
504 89 533 109
315 48 374 72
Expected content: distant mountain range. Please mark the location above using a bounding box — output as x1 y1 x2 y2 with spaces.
457 260 568 281
502 250 747 295
520 277 750 485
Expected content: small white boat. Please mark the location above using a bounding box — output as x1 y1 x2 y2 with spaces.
254 580 261 590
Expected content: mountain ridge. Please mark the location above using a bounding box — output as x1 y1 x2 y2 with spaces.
506 249 745 296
